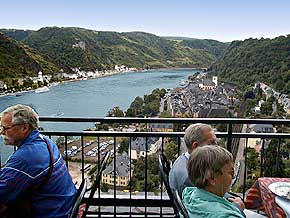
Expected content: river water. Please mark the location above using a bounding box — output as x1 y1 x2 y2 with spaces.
0 68 197 164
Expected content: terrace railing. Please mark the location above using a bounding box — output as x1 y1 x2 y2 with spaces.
39 117 290 217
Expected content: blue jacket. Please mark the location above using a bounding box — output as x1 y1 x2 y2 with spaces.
0 130 77 218
169 152 190 197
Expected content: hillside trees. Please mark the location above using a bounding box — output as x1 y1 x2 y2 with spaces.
212 35 290 95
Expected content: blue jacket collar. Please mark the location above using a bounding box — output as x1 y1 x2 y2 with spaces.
20 129 40 147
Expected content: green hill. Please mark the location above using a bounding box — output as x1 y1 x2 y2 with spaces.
2 27 227 70
211 36 290 94
0 29 34 41
165 37 229 58
0 32 59 80
19 27 223 70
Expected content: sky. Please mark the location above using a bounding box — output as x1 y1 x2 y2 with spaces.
1 0 290 42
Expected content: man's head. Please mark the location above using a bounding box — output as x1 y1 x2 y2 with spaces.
0 104 39 146
183 123 217 153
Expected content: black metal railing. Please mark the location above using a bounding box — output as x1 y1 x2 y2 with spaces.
40 117 290 217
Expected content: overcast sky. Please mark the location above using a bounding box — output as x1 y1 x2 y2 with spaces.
1 0 290 42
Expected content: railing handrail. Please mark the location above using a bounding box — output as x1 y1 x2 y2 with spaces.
39 117 290 125
41 130 290 139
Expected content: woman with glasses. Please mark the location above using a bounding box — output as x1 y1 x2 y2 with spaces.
183 145 245 218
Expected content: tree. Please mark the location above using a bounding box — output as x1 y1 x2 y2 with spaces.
160 111 173 118
260 97 274 116
126 96 144 117
143 101 159 116
32 83 38 89
152 88 166 99
144 94 157 104
131 154 160 192
246 148 259 171
100 183 109 192
147 154 159 174
125 108 136 117
146 174 160 191
264 139 285 177
165 141 178 161
97 123 109 131
119 138 130 154
107 106 124 117
215 123 227 132
132 158 145 180
22 78 33 88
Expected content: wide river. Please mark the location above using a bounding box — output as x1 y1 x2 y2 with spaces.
0 68 197 163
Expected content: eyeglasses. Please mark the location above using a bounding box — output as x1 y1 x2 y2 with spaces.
0 124 20 132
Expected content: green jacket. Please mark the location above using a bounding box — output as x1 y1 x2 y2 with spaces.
182 187 244 218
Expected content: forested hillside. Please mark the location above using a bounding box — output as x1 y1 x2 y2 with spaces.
0 32 59 81
211 36 290 94
0 27 227 78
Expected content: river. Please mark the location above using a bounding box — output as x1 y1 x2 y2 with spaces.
0 68 197 164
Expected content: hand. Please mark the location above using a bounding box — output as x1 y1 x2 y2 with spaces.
228 197 245 210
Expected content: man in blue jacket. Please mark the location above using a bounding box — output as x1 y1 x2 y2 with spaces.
0 104 77 218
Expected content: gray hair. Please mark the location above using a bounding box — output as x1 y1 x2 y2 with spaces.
187 145 233 188
184 123 213 149
1 104 39 130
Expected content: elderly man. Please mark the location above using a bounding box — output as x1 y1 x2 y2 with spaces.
0 104 76 218
169 123 217 196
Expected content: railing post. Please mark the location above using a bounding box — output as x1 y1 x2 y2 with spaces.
129 137 132 217
177 137 181 156
114 136 116 216
81 136 84 182
145 137 148 217
260 139 265 177
242 138 248 201
64 136 68 167
97 136 101 217
227 124 233 152
276 138 282 174
160 137 164 217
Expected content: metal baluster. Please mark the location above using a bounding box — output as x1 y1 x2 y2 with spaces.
114 136 116 216
243 138 248 201
81 136 84 182
97 136 101 217
177 137 181 156
129 137 132 217
227 123 233 152
260 139 265 177
65 136 68 167
145 137 148 217
160 137 164 217
276 138 282 175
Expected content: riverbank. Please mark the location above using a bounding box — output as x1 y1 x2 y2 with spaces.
0 67 198 99
0 69 140 98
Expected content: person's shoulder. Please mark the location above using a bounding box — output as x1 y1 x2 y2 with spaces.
171 153 187 167
4 148 30 172
182 186 197 201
